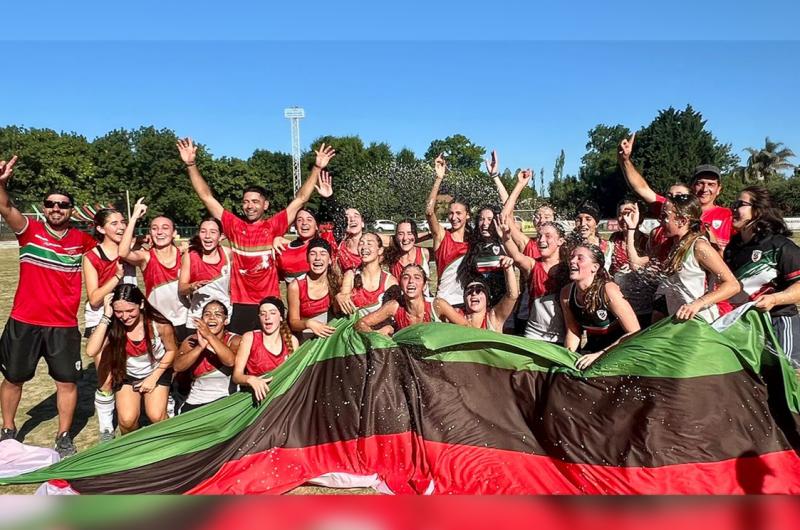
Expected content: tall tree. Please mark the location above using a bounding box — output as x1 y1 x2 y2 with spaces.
424 134 486 173
579 124 631 216
742 137 796 182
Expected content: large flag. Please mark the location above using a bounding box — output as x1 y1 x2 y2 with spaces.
3 307 800 494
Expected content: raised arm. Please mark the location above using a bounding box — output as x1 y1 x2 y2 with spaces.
177 138 224 220
285 144 336 224
485 150 509 203
490 257 520 326
497 214 534 274
674 238 740 321
83 254 125 308
500 172 533 251
355 301 399 335
618 133 657 204
425 154 447 248
0 156 27 233
118 198 150 268
622 204 650 270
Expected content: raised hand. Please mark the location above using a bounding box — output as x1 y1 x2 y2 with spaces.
177 138 197 165
434 153 447 179
102 292 114 318
517 168 532 186
131 198 148 221
484 150 499 176
315 170 333 198
495 214 511 237
272 236 290 255
314 143 336 169
0 156 18 186
622 203 640 230
618 132 636 162
498 255 515 269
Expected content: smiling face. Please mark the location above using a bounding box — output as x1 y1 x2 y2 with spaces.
464 282 488 314
534 206 555 229
307 247 331 275
358 233 382 264
198 220 222 252
395 221 417 252
537 224 565 259
400 266 426 300
574 213 598 241
344 208 364 236
258 302 283 335
692 177 721 208
242 191 268 222
448 202 469 231
98 212 127 244
201 302 228 335
659 200 686 237
43 193 73 230
295 210 318 240
112 299 142 328
477 209 495 239
149 216 176 249
568 246 600 282
731 191 755 231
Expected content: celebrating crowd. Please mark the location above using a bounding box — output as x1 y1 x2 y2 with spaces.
0 131 799 459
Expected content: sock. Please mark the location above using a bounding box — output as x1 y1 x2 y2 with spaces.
167 394 176 419
94 389 115 434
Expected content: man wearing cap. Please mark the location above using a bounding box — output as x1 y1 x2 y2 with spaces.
618 133 732 253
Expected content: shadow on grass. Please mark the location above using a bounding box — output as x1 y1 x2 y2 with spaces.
17 362 98 442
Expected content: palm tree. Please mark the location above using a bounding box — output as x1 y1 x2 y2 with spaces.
743 137 796 182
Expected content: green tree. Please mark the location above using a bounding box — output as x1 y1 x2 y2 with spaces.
395 147 417 167
579 124 631 216
742 137 796 182
423 134 486 173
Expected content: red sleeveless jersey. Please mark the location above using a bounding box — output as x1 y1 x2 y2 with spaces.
142 248 181 297
351 271 389 309
391 247 424 280
394 301 433 330
434 231 468 273
191 332 238 379
296 277 331 319
189 247 227 283
245 330 289 376
336 241 362 272
276 239 310 281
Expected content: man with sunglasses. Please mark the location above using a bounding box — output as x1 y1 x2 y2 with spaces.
618 133 732 254
0 156 96 458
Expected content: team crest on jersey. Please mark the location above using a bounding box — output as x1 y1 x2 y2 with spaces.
712 220 722 229
492 245 501 256
596 309 608 321
751 250 763 262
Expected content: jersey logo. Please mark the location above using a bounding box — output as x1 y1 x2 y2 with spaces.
491 245 501 256
751 250 762 262
596 309 608 321
712 220 722 229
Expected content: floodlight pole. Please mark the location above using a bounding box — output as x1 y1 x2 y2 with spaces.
284 107 305 195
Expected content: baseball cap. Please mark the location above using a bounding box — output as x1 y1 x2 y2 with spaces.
691 164 721 182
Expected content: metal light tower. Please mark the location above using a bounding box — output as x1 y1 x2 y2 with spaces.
284 107 305 195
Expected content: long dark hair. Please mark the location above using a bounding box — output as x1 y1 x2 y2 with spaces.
92 208 122 242
258 297 294 356
352 232 384 291
741 186 792 240
661 195 706 276
457 206 500 287
188 216 223 254
103 284 172 387
384 218 418 269
383 263 428 309
573 243 612 315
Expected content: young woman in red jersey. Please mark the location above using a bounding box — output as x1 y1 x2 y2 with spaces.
355 264 466 335
173 300 240 413
336 232 398 316
119 198 190 342
287 238 338 340
86 285 178 435
385 219 431 283
273 207 326 282
232 297 298 402
83 208 138 441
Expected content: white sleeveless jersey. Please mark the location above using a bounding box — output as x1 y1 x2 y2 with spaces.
126 323 166 379
524 293 565 343
657 237 719 323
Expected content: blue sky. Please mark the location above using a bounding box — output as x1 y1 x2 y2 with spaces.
1 1 798 189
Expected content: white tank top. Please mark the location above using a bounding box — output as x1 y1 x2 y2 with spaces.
126 323 166 379
658 237 719 323
524 293 565 343
186 249 232 330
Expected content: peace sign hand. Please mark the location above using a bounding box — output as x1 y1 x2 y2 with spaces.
484 150 499 176
0 156 18 186
618 132 636 162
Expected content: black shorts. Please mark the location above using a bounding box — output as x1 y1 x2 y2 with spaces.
228 304 259 335
116 369 173 392
0 318 82 384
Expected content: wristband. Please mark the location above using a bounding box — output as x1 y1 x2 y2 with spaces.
185 162 196 167
100 315 112 326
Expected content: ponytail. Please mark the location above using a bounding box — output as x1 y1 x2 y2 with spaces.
279 321 294 355
661 196 705 277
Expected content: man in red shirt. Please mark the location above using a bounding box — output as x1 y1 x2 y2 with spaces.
178 138 335 334
618 133 732 254
0 155 96 457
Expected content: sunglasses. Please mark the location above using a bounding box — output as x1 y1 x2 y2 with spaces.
43 200 73 209
665 192 692 201
731 200 752 209
465 284 488 296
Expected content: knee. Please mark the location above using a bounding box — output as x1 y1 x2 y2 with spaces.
54 382 77 394
116 409 140 432
145 404 167 424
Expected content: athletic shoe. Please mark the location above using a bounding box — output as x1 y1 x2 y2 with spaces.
54 432 77 459
0 428 17 441
99 430 115 443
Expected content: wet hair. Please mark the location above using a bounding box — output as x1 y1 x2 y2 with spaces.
462 275 491 312
150 215 175 230
242 185 269 201
572 243 611 315
353 232 384 291
386 263 428 308
457 206 500 287
295 207 319 229
103 284 173 388
576 201 600 223
741 186 792 240
304 238 341 303
385 218 419 269
44 189 75 206
258 297 293 355
306 236 332 257
661 195 706 276
188 216 223 254
537 221 570 264
92 208 122 242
